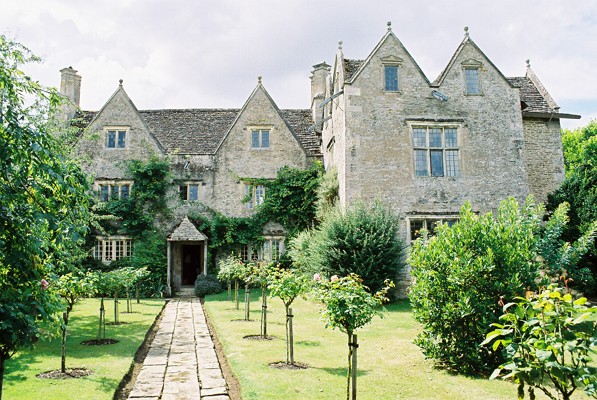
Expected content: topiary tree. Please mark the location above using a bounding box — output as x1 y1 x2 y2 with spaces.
482 285 597 400
268 268 309 365
312 273 393 400
54 272 94 373
289 201 404 294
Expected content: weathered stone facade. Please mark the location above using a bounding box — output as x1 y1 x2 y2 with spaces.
65 24 578 295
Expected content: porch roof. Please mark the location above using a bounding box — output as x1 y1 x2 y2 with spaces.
168 216 208 241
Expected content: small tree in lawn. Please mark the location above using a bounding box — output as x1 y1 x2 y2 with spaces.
313 273 393 400
120 267 149 313
54 272 93 373
249 262 276 337
217 258 233 301
268 268 309 365
230 256 249 311
482 285 597 400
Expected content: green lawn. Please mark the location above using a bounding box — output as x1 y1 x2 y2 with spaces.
204 290 588 400
3 298 165 400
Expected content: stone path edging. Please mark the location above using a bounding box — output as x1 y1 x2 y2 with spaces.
127 298 230 400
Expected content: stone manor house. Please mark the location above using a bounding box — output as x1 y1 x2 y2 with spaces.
62 24 579 295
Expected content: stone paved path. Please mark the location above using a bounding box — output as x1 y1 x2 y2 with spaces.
127 298 230 400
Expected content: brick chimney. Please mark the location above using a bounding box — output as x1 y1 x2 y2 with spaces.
59 66 82 119
310 62 330 125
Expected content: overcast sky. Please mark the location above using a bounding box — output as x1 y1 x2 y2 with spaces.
2 0 596 130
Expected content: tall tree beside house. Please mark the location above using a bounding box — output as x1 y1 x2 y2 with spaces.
547 121 597 295
0 35 91 398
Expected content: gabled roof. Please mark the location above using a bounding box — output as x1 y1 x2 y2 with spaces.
168 216 208 241
432 31 512 88
506 77 552 113
345 26 430 85
76 95 322 157
213 82 321 157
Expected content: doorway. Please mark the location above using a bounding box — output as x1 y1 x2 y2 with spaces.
181 244 201 285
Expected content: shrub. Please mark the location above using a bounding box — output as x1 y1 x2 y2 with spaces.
289 201 404 294
408 198 542 375
194 274 224 297
482 285 597 400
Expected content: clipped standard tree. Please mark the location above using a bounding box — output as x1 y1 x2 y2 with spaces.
291 201 404 294
313 273 393 400
268 268 309 365
0 36 90 398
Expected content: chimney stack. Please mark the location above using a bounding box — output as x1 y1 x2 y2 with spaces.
59 66 82 119
310 62 330 126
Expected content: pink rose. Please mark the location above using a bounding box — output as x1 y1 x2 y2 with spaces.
313 273 321 282
40 279 49 290
331 275 339 282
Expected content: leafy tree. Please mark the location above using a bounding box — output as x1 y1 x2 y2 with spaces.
409 197 595 375
0 35 90 397
482 285 597 400
54 273 94 373
547 121 597 295
268 268 309 365
409 198 543 375
312 273 393 400
290 201 404 294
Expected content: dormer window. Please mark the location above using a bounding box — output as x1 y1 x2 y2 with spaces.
106 128 128 148
461 59 483 95
381 55 403 93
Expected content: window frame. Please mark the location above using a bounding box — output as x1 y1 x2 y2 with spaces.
407 217 459 244
249 127 272 150
381 55 403 93
238 237 285 262
105 127 129 149
95 180 133 202
410 125 461 178
461 60 483 96
244 183 266 209
94 236 133 263
179 181 202 201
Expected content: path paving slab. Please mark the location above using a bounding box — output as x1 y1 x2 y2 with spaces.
127 298 230 400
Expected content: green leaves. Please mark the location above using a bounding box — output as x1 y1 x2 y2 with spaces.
408 197 544 375
312 273 393 336
1 35 91 367
483 285 597 399
268 268 309 308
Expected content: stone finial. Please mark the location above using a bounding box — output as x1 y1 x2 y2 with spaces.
526 59 531 68
258 76 262 84
464 26 469 37
119 79 123 86
338 41 343 50
387 21 392 31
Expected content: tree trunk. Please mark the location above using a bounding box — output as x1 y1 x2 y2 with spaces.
235 281 239 310
114 291 119 324
261 288 267 337
99 298 105 339
0 353 6 400
346 333 351 400
244 284 250 321
126 290 132 313
227 281 231 301
351 334 358 400
136 285 140 304
61 312 68 373
286 306 294 365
